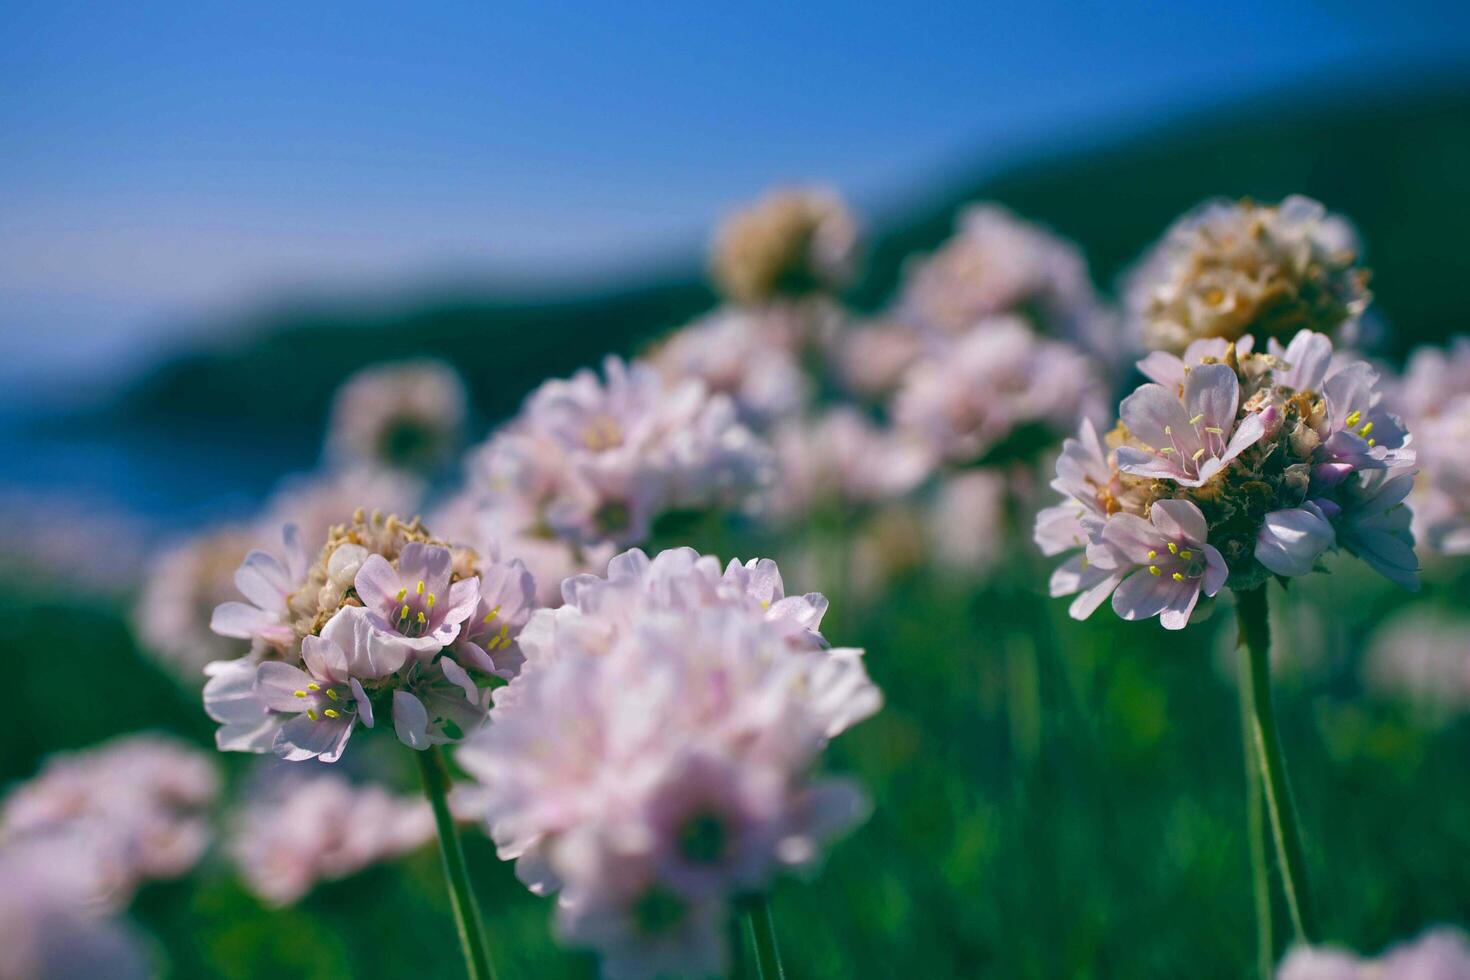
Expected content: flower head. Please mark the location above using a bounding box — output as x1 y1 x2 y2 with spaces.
1037 329 1419 628
228 768 434 906
709 186 859 304
1388 337 1470 557
1125 195 1371 353
325 359 467 472
893 315 1106 465
457 548 878 975
204 510 519 763
650 307 810 427
467 356 771 549
896 204 1106 353
1277 927 1470 980
1 735 220 909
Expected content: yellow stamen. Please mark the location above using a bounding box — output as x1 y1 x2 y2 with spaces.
1146 550 1157 560
1164 425 1173 435
417 611 427 625
1358 421 1374 437
396 587 407 602
1158 447 1174 455
307 683 320 692
1189 414 1204 425
482 605 501 625
1167 542 1179 555
325 688 340 701
1178 550 1192 560
1172 572 1184 582
306 709 319 721
1344 410 1362 428
1148 565 1162 576
323 708 340 719
400 604 410 621
416 580 425 595
427 593 436 609
1205 426 1223 434
1367 438 1377 447
293 690 307 698
1192 448 1206 461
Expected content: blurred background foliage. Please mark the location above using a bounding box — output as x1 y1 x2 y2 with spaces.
4 68 1470 978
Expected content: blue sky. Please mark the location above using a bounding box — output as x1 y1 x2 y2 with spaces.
3 1 1468 385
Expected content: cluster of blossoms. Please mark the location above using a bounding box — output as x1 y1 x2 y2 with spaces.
136 467 421 681
1388 338 1470 557
227 768 435 905
893 314 1106 466
459 355 771 553
324 359 468 473
203 509 536 762
0 735 220 908
457 548 880 978
708 186 859 305
1277 927 1470 979
0 842 151 980
649 306 812 428
895 203 1113 358
1037 329 1418 629
1124 196 1371 354
1363 606 1470 724
766 407 932 521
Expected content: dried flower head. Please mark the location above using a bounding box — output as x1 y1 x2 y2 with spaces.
458 548 879 977
1037 329 1418 630
1125 195 1371 354
325 359 468 472
709 187 859 304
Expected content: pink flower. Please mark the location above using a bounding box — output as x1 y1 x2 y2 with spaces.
1101 500 1228 630
1277 927 1470 979
1116 364 1266 487
355 542 481 652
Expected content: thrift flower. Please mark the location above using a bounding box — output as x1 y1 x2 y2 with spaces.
1037 328 1419 628
325 359 468 472
1388 337 1470 556
1125 195 1371 353
1363 607 1470 725
458 548 878 976
1277 927 1470 979
650 307 810 427
709 186 859 304
893 315 1106 465
228 768 435 906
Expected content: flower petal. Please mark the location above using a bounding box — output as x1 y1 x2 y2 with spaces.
393 690 431 750
255 661 314 712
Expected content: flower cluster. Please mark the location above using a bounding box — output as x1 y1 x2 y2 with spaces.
1363 606 1470 724
766 407 932 521
324 359 468 473
709 186 859 305
1037 330 1418 629
463 355 771 550
136 467 420 682
896 203 1108 354
894 315 1106 465
457 548 880 978
0 841 151 980
1125 196 1371 354
649 307 811 428
1277 927 1470 979
1388 338 1470 556
228 769 435 906
203 509 537 762
0 735 220 908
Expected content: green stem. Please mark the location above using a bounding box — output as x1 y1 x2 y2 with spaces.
743 894 786 980
1235 586 1320 945
1237 644 1275 979
417 746 497 980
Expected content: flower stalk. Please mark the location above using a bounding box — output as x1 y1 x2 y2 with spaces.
1237 655 1274 979
743 894 787 980
1236 586 1319 945
417 745 497 980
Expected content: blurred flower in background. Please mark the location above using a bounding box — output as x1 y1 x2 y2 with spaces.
324 360 469 475
709 186 860 305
